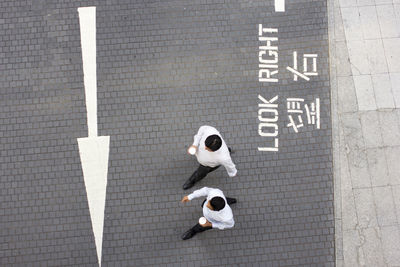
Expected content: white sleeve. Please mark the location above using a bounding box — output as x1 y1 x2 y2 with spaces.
210 219 233 230
222 157 237 177
192 126 210 147
188 187 211 200
211 221 228 230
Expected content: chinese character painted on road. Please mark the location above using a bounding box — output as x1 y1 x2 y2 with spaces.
286 98 320 132
286 51 318 81
305 98 320 129
287 98 304 133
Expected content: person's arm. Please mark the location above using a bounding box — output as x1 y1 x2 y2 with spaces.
199 219 212 228
187 187 211 200
222 157 237 177
192 126 210 147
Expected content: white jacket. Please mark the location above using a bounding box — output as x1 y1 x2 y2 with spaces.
188 187 234 230
192 125 237 177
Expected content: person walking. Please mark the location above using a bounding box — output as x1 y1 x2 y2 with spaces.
181 187 237 240
183 125 237 190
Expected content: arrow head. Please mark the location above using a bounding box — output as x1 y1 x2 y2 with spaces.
77 136 110 267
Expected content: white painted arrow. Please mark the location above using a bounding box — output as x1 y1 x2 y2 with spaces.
77 7 110 267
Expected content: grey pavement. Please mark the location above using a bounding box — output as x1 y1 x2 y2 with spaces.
330 0 400 266
0 0 334 266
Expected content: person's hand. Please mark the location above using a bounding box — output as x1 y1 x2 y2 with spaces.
200 219 212 228
181 196 190 203
187 145 197 155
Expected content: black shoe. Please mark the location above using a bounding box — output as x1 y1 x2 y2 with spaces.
181 229 196 240
183 179 195 190
227 197 237 205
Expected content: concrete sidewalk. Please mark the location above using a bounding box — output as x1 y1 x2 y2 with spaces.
329 0 400 265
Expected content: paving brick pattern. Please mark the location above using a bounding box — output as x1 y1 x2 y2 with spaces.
0 0 333 266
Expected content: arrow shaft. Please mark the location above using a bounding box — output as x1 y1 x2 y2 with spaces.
78 7 98 137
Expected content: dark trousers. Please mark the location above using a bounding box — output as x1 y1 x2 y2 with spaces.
184 148 232 189
191 223 212 234
189 164 220 184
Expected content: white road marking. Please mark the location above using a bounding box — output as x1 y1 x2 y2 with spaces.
77 6 110 267
286 66 310 81
77 136 109 267
258 95 279 152
78 7 98 137
275 0 285 12
316 98 320 129
293 51 298 81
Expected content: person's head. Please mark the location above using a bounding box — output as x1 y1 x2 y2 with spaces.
205 135 222 152
207 196 225 211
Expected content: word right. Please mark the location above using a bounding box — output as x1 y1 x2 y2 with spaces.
258 24 319 83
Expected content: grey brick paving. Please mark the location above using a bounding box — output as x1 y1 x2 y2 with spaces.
0 0 333 266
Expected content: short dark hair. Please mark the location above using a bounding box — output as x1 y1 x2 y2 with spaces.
205 135 222 151
210 197 225 211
